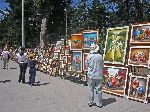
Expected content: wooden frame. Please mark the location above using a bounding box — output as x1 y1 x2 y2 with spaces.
72 51 83 73
102 66 128 97
65 46 70 55
103 26 129 65
130 23 150 44
127 75 149 103
70 34 83 50
128 46 150 67
83 53 90 71
67 55 72 64
82 30 99 49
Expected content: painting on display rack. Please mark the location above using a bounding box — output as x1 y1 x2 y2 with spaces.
72 51 82 72
103 26 129 65
130 23 150 44
65 46 70 55
128 46 150 67
83 30 99 49
102 66 128 96
70 34 83 50
83 53 90 71
128 75 149 103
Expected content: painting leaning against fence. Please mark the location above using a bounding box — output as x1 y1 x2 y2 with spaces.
103 26 129 65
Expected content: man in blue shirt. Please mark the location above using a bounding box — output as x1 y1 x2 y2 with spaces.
86 43 104 108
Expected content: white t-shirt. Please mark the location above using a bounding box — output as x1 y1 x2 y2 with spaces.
16 53 28 63
1 50 10 58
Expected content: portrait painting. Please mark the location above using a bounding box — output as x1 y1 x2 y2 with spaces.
83 30 99 49
70 34 83 50
63 56 67 64
68 55 72 64
130 23 150 44
83 53 90 71
128 75 149 103
129 46 150 67
103 26 129 65
102 66 128 96
72 51 82 72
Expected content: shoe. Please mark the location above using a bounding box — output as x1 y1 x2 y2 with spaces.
88 103 93 107
97 105 103 108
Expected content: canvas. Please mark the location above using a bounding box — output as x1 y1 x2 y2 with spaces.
130 23 150 44
128 46 150 67
83 30 99 49
68 64 72 71
59 54 64 60
102 66 128 96
72 51 82 72
68 55 72 64
83 53 90 71
128 75 149 103
70 34 83 50
65 46 70 55
103 26 129 65
63 56 67 64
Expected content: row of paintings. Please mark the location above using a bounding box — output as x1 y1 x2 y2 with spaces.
103 66 150 103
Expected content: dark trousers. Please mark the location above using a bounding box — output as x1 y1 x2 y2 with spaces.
18 63 27 83
29 68 36 85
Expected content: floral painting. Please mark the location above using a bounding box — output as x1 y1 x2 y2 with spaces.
103 26 129 65
102 66 128 96
83 30 99 49
72 51 82 72
130 23 150 44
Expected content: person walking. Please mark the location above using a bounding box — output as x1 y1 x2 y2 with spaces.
86 43 104 108
16 47 28 84
1 47 10 69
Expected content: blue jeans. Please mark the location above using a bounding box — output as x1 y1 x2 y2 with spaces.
88 78 102 107
29 68 36 85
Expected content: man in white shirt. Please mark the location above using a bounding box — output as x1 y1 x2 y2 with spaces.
16 47 28 83
1 47 10 69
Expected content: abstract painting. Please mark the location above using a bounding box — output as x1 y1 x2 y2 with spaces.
103 26 129 65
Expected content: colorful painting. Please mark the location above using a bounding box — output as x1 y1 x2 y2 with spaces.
130 23 150 44
128 75 149 103
83 30 99 49
70 34 83 50
65 47 70 55
129 46 150 67
102 66 128 96
72 51 82 72
131 67 149 77
83 53 90 71
68 55 72 64
103 26 129 65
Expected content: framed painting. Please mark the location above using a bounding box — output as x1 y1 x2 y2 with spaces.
68 55 72 64
68 64 72 71
131 66 149 77
66 40 71 47
62 55 67 64
128 75 149 103
83 53 90 71
102 66 128 97
83 30 99 49
128 46 150 67
59 54 64 60
61 39 64 45
60 46 64 54
130 23 150 44
59 61 63 69
65 46 70 55
103 26 129 65
53 52 59 59
70 34 83 50
72 51 83 73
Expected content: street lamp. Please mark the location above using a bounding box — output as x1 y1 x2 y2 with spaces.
22 0 25 47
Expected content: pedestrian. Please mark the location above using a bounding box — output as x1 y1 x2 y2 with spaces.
1 47 10 69
85 43 104 108
28 54 37 86
16 47 28 84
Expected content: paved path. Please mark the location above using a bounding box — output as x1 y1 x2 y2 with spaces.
0 60 150 112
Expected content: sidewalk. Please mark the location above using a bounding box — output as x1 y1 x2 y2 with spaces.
0 60 150 112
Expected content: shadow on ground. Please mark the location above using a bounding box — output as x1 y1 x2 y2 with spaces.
102 98 116 106
0 80 11 83
33 81 49 86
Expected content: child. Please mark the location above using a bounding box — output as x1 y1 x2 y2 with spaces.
28 54 37 86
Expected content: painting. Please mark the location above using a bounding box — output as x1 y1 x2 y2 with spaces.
59 54 64 60
102 66 128 96
128 75 149 103
60 46 64 54
61 39 64 45
72 51 82 72
130 23 150 44
62 56 67 64
59 61 63 69
68 64 72 71
103 26 129 65
83 30 99 49
68 55 72 64
128 46 150 67
70 34 83 50
131 66 149 77
53 52 59 59
83 53 90 71
65 46 70 55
